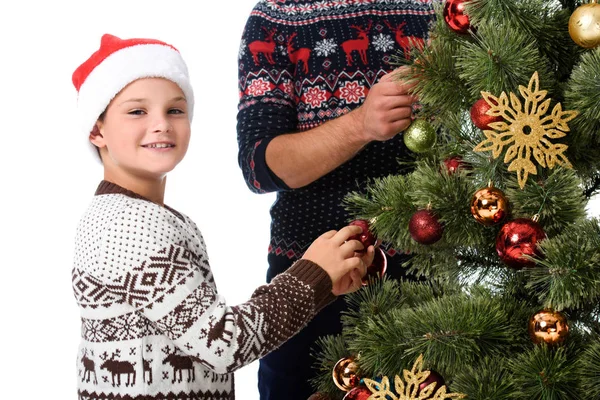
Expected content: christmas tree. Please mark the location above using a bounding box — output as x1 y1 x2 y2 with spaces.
311 1 600 399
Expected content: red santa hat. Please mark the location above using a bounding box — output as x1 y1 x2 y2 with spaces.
72 34 194 160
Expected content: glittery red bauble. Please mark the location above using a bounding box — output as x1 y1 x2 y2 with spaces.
409 210 444 245
443 156 466 174
470 98 503 130
343 386 372 400
362 247 388 286
496 218 546 269
349 219 377 251
418 370 446 397
443 0 472 34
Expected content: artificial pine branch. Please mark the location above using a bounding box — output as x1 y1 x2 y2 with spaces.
451 357 515 400
524 219 600 310
309 334 350 398
508 344 581 399
584 172 600 198
578 338 600 399
343 174 416 247
456 20 553 100
504 167 588 236
409 162 488 246
565 47 600 142
348 290 527 379
341 277 404 337
399 3 471 121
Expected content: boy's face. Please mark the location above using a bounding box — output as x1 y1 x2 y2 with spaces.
91 78 191 180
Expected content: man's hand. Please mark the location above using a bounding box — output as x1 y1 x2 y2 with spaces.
350 66 418 142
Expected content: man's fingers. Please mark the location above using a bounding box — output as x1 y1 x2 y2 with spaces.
392 119 414 134
379 66 411 82
378 78 418 96
388 106 413 122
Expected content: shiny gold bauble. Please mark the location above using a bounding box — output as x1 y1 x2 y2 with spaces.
332 357 361 391
470 186 509 226
528 309 570 346
569 0 600 48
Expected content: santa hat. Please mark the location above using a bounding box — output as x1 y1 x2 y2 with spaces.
72 34 194 160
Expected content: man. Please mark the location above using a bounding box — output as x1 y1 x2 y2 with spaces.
236 1 436 398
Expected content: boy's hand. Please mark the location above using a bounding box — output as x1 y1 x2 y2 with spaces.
302 225 372 296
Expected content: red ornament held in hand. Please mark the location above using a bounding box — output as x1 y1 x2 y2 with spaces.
349 219 377 252
496 218 546 269
362 247 388 286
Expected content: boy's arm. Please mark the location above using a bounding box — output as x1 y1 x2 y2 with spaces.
93 207 336 374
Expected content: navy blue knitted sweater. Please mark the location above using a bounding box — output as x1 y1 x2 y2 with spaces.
237 0 436 273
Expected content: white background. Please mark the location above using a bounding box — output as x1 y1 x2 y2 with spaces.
0 1 599 399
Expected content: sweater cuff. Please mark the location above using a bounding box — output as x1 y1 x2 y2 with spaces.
253 136 291 191
286 259 336 313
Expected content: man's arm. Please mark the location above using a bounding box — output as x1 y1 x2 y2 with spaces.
266 71 416 189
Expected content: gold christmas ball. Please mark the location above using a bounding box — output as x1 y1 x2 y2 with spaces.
528 309 570 346
569 0 600 49
470 186 509 226
332 357 361 392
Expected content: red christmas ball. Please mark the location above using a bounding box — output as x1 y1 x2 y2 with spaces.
362 247 388 286
343 386 372 400
470 98 503 130
349 219 377 251
418 370 446 397
496 218 546 269
443 156 466 174
443 0 472 34
409 210 444 245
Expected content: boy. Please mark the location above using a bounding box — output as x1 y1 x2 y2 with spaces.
71 34 373 399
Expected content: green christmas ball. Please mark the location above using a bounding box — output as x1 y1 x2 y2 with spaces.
403 119 436 153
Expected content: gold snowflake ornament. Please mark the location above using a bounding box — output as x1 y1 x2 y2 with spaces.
362 355 466 400
473 71 578 189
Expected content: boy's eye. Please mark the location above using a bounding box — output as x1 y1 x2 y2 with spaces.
128 109 146 115
169 108 185 114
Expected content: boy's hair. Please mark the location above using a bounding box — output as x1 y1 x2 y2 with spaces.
72 34 194 162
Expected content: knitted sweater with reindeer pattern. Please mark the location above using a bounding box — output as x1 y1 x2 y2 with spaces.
72 181 335 400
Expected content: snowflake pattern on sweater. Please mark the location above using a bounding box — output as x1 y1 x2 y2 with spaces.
237 0 436 260
72 181 335 399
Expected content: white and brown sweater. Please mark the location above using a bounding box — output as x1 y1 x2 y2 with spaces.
72 181 336 399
